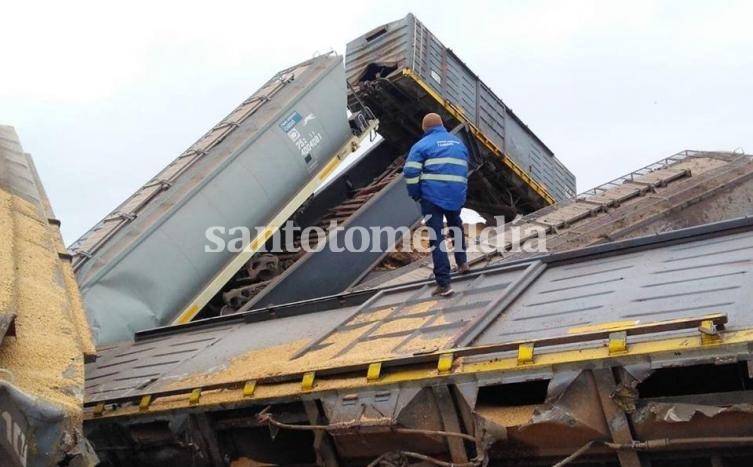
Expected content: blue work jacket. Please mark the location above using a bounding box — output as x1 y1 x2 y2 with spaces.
403 125 469 211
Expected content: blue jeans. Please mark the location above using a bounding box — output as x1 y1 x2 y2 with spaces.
421 200 467 287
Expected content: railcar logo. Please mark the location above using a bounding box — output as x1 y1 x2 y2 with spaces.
279 111 302 132
280 109 323 159
287 128 301 143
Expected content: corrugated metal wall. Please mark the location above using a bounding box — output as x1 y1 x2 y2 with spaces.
346 13 576 200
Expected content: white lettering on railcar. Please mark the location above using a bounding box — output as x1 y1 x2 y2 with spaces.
1 411 27 467
295 131 323 157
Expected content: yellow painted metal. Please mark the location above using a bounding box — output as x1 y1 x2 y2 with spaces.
302 371 316 390
318 157 343 182
400 69 555 205
138 395 152 411
517 343 535 365
702 334 723 345
462 331 753 377
569 320 640 334
175 305 199 325
367 362 382 381
700 320 722 345
90 327 753 420
437 353 454 373
247 228 273 255
608 331 628 354
243 380 257 397
172 120 379 325
189 388 202 405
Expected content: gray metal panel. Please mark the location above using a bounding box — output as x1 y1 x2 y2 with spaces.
84 264 531 403
72 54 353 344
477 83 506 151
0 383 71 467
345 14 576 201
0 126 44 211
473 229 753 346
246 170 422 309
290 263 531 361
86 322 240 402
86 306 359 403
84 219 753 405
505 109 577 200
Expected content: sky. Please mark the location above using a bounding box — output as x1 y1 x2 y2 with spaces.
1 0 751 243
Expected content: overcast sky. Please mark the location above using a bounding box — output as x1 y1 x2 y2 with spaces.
1 0 751 243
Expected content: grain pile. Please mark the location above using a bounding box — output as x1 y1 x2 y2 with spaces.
0 192 14 316
160 298 454 392
161 338 310 390
54 231 96 358
666 157 727 177
0 188 88 419
475 404 537 427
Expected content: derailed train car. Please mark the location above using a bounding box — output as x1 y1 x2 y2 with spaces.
345 13 576 204
0 126 97 466
83 151 753 467
69 54 378 345
84 217 753 467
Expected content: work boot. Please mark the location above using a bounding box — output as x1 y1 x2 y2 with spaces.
457 262 471 275
431 284 454 297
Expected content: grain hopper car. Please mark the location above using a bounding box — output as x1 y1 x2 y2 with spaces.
69 54 379 345
0 126 97 466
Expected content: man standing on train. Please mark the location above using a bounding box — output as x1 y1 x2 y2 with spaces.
403 113 471 297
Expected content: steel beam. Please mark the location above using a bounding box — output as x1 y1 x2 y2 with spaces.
190 414 225 467
593 369 643 467
304 401 339 467
432 386 469 464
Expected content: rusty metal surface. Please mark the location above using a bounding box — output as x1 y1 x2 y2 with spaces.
238 157 419 311
359 151 753 290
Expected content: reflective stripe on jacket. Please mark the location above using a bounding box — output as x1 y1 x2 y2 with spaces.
403 125 469 211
